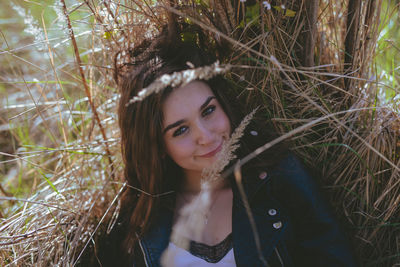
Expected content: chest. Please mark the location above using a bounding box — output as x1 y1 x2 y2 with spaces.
139 183 293 267
173 189 233 245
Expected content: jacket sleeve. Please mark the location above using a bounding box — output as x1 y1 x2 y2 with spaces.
271 153 358 266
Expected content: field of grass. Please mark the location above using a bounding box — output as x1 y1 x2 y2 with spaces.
0 0 399 266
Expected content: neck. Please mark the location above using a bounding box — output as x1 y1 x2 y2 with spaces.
181 169 228 194
181 169 202 193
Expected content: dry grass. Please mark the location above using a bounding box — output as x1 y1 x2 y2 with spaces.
0 0 399 266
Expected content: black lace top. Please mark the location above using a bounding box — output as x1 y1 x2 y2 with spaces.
188 233 233 263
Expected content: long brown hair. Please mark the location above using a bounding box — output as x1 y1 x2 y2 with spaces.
115 23 287 262
116 24 242 255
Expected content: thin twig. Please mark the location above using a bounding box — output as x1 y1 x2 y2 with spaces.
60 0 115 181
223 107 393 178
0 197 77 214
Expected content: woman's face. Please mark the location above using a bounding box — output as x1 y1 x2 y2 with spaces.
162 80 231 178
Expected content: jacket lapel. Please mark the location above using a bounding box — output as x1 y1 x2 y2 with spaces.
231 170 289 266
139 207 173 267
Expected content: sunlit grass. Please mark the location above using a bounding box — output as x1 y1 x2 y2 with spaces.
374 0 400 108
0 0 399 266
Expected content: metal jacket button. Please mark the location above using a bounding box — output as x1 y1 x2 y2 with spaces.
273 221 282 229
259 171 267 179
250 130 258 136
268 209 277 216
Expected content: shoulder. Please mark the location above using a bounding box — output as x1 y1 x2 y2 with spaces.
271 153 321 195
237 150 335 224
265 153 332 214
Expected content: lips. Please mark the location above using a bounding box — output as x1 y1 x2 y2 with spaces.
198 142 223 158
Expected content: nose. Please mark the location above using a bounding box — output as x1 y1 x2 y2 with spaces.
194 121 214 145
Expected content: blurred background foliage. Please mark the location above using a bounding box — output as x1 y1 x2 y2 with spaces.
375 0 400 106
0 0 119 229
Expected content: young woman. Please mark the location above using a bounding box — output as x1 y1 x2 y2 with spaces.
99 24 357 267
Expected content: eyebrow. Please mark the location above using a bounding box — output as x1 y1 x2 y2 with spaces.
163 96 216 134
200 96 215 110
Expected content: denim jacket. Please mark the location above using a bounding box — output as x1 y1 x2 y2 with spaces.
135 154 357 267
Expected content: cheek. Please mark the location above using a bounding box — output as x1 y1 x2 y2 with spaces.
215 110 231 134
164 138 194 161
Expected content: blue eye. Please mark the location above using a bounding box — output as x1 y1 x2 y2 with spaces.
202 105 216 117
173 126 188 137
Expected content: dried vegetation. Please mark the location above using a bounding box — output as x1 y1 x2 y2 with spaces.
0 0 399 266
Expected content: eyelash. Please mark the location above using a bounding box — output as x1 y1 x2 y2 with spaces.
173 126 188 137
202 105 216 117
172 105 216 137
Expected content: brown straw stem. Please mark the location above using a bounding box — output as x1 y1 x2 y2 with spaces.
60 0 115 181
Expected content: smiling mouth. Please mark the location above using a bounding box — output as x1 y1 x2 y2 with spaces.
198 142 223 158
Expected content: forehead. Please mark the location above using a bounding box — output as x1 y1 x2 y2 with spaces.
162 81 214 122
